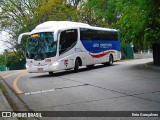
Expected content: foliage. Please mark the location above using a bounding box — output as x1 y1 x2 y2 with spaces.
0 0 159 61
77 0 109 26
0 0 79 58
6 52 21 67
113 0 150 49
35 0 77 22
0 54 6 66
78 0 160 50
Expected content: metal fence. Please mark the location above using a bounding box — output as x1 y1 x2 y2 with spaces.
0 65 7 71
8 59 26 70
134 49 153 59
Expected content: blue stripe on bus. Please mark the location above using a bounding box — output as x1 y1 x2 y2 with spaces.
81 40 120 53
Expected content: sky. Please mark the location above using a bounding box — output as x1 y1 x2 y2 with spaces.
0 8 6 54
0 31 9 54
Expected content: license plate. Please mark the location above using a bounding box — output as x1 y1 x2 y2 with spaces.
37 68 43 71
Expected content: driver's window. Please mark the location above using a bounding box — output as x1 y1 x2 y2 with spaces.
59 29 78 55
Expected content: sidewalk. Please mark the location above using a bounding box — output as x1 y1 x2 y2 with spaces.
0 89 17 120
0 78 17 120
145 62 160 71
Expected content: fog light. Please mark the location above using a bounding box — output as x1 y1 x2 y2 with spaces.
25 63 29 68
25 63 32 68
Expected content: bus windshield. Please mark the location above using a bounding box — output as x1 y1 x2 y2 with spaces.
26 32 57 60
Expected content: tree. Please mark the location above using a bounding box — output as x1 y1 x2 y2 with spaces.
5 52 21 67
0 54 6 66
1 0 159 65
0 0 39 58
79 0 160 64
113 0 152 49
35 0 77 22
77 0 109 26
0 0 78 60
150 0 160 65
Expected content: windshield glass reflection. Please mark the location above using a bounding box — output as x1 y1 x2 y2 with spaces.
26 32 57 60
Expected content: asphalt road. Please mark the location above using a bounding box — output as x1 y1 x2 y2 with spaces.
1 58 160 120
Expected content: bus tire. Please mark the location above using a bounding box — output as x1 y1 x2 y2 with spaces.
74 59 79 72
49 72 54 75
108 54 113 66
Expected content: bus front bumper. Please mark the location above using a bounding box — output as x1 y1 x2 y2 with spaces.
26 61 61 73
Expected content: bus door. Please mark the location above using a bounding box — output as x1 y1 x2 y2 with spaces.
59 29 78 70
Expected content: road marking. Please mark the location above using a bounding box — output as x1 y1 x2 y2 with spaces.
13 72 28 94
24 88 55 95
2 70 25 78
23 84 88 95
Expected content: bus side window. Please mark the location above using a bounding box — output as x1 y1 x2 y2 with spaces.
59 29 78 55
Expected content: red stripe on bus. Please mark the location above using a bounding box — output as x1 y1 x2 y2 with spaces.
90 51 115 58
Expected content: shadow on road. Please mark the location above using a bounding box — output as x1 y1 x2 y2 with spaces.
31 64 118 78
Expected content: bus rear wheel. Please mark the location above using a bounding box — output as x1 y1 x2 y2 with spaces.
74 59 79 72
108 55 113 66
103 55 113 66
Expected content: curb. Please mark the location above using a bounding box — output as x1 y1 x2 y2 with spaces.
144 62 160 72
0 90 18 120
0 74 34 120
0 89 12 111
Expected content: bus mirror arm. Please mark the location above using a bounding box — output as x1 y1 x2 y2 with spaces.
18 32 30 44
54 30 59 42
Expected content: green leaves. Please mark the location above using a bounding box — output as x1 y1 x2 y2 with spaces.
78 0 159 49
0 0 159 58
0 0 78 59
112 0 159 47
0 54 6 66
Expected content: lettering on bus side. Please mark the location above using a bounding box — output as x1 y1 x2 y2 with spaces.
80 28 119 53
93 44 99 47
75 48 81 52
100 43 112 48
93 43 112 48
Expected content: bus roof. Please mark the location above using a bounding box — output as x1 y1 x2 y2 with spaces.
83 26 118 32
30 21 118 34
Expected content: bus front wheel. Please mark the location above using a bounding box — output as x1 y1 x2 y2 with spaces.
74 59 79 72
49 72 54 75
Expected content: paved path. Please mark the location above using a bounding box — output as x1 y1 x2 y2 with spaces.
0 58 160 120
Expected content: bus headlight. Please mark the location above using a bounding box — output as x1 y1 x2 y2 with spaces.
25 63 32 68
25 63 29 68
52 61 59 67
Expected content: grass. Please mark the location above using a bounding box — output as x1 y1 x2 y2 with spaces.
0 82 5 94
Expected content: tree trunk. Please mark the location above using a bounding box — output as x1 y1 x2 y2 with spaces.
153 43 160 66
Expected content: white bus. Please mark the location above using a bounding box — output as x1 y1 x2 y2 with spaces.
18 21 121 74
